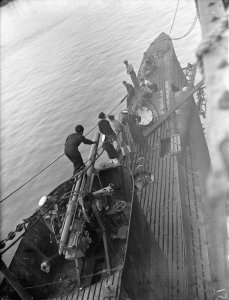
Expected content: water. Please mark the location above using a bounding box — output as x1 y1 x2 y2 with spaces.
1 0 201 263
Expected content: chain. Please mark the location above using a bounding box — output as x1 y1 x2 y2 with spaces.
0 126 123 253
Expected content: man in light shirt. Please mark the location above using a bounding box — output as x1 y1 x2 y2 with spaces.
140 81 153 100
140 78 159 92
108 114 131 157
123 60 139 88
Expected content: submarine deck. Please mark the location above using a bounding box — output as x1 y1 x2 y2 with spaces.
120 33 212 299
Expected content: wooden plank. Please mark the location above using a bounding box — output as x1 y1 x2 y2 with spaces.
148 131 158 225
185 147 205 298
167 155 174 296
82 287 90 300
142 132 156 220
173 156 187 299
87 284 96 300
145 133 155 221
171 155 178 300
143 80 204 137
159 156 167 252
150 130 160 233
192 179 211 287
186 145 213 297
71 290 80 300
67 293 74 300
92 281 103 299
152 128 161 237
163 155 171 259
155 157 163 246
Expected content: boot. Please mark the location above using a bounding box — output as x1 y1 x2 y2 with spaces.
112 158 119 164
127 145 131 153
121 147 126 157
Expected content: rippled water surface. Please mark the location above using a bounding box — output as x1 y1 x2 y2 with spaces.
1 0 200 262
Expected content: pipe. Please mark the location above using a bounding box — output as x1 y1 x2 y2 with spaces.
59 175 83 255
59 132 100 255
86 132 100 190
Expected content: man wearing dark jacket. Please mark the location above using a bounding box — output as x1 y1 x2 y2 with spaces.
98 112 119 163
64 125 96 174
98 112 116 142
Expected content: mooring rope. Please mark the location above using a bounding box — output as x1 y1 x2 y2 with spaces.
169 0 181 36
171 15 198 40
168 0 198 41
0 95 127 204
0 142 107 255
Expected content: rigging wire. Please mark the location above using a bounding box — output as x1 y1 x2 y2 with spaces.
168 0 198 41
0 144 106 255
22 266 123 290
0 95 126 204
0 127 123 252
169 0 181 36
171 15 198 40
0 120 124 251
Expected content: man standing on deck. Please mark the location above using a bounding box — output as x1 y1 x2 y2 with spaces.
98 112 116 143
123 60 139 88
108 114 131 157
122 81 135 110
140 57 157 79
140 80 153 100
98 112 119 164
122 111 146 145
140 78 159 93
64 125 97 174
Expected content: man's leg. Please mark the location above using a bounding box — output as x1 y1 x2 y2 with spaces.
73 151 84 174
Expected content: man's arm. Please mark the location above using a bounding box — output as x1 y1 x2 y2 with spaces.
82 136 97 145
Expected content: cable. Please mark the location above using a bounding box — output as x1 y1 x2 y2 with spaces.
169 0 181 36
0 154 64 204
168 0 198 41
0 94 126 204
0 145 106 255
171 15 198 40
22 265 123 290
0 127 123 250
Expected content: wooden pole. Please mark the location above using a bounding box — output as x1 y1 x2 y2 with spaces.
59 133 100 254
0 258 33 300
86 132 100 190
196 0 229 292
